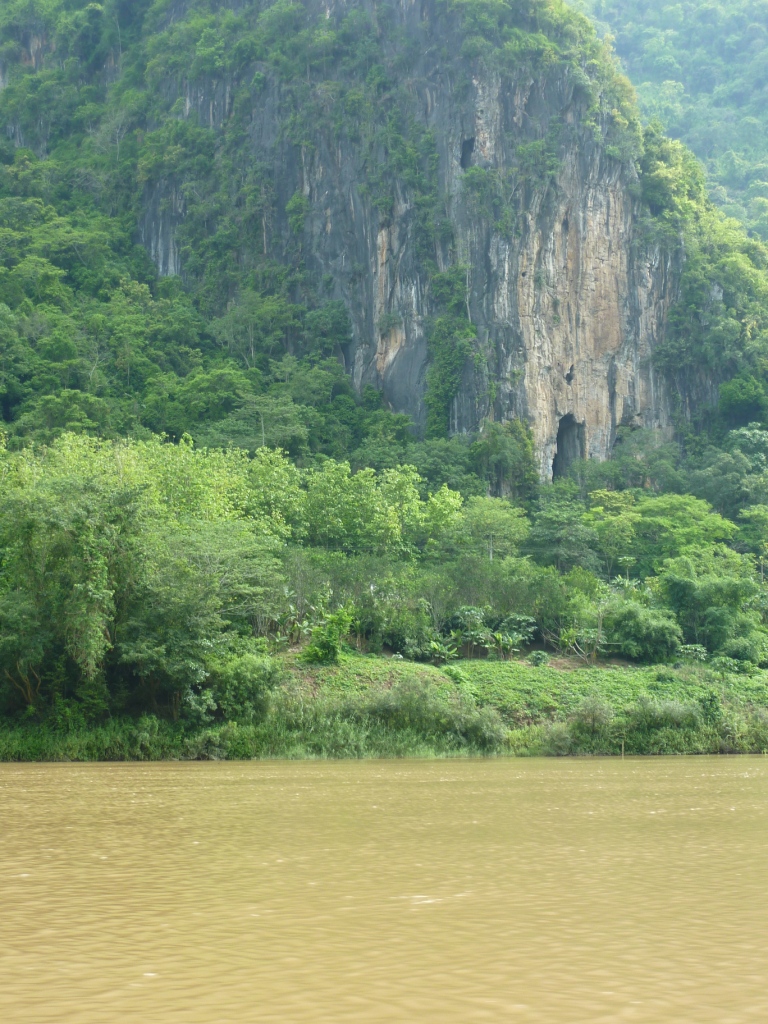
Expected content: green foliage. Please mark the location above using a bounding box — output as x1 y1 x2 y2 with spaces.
1 424 766 730
569 692 615 740
210 654 281 723
470 420 539 504
639 124 707 219
575 3 768 475
630 121 768 430
6 652 768 759
1 0 764 471
658 549 762 659
0 2 432 456
525 490 602 573
604 602 682 663
0 435 285 719
286 192 310 236
461 496 530 560
461 166 517 232
425 267 477 437
719 375 768 426
583 0 768 237
302 608 353 664
0 0 634 456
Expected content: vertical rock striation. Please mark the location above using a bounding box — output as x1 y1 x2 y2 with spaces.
140 0 676 478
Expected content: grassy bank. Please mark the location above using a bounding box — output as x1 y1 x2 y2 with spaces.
2 654 768 761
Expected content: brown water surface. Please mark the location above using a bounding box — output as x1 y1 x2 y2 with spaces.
1 757 767 1022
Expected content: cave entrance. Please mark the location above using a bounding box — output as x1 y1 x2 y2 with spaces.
460 137 475 169
552 414 585 480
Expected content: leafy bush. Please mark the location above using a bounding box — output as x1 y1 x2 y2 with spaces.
183 687 218 727
626 696 702 733
605 603 682 663
721 634 761 665
302 609 353 664
570 693 615 739
679 644 708 663
698 691 722 725
364 679 506 751
211 655 282 723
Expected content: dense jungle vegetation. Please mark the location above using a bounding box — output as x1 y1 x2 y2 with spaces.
581 0 768 238
3 0 768 755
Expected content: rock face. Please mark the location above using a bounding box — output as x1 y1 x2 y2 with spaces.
482 134 676 479
140 0 675 479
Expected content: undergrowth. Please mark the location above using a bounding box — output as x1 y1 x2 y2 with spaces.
2 654 768 760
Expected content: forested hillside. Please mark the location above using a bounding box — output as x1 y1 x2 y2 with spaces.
3 0 768 745
581 0 768 237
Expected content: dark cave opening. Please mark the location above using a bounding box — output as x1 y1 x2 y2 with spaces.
552 414 585 480
460 137 475 169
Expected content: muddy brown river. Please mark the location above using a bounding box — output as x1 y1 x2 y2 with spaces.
1 758 767 1022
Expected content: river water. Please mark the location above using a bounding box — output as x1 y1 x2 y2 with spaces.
1 757 767 1023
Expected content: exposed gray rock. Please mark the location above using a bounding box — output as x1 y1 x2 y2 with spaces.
140 0 676 478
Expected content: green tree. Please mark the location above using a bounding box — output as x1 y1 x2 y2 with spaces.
526 495 602 574
604 601 682 663
460 496 529 561
585 490 640 577
658 548 761 657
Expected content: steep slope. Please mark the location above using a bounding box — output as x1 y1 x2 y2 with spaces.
1 0 766 477
133 0 675 477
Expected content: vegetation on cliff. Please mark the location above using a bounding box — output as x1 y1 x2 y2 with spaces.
1 0 768 441
582 0 768 238
0 0 636 447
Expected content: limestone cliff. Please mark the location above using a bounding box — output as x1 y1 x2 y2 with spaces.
138 0 676 479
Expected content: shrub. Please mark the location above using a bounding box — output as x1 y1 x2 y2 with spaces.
698 690 722 725
442 665 470 686
443 664 479 700
365 679 506 751
423 636 458 664
709 655 743 680
718 375 768 427
302 608 353 664
527 650 549 667
745 708 768 753
183 687 218 726
627 695 702 733
211 655 282 723
570 692 614 738
605 603 682 663
721 634 761 665
679 644 708 663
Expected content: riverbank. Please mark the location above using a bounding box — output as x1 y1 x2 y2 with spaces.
2 654 768 760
